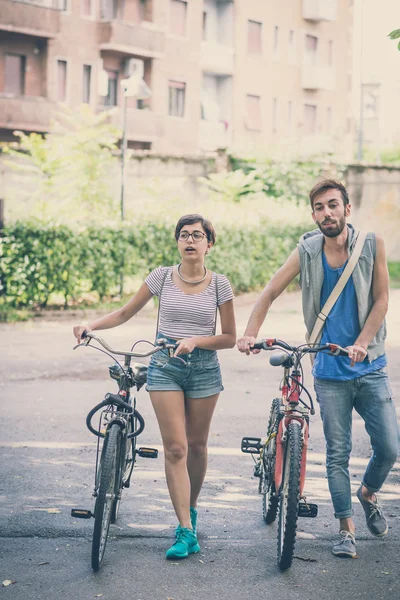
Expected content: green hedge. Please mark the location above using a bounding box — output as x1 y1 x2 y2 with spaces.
0 221 308 308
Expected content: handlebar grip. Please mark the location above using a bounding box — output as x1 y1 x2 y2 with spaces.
81 330 88 339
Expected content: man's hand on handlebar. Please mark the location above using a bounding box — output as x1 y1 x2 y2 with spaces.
346 343 368 367
73 325 91 344
237 336 261 355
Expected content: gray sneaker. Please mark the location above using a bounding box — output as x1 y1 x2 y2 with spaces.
356 486 388 537
332 531 357 558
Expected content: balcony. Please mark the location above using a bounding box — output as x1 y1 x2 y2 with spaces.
200 42 234 76
0 95 54 132
199 120 230 152
98 21 165 58
0 0 63 38
302 0 337 22
106 107 164 142
301 65 335 90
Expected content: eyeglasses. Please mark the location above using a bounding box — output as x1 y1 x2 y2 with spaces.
178 230 207 243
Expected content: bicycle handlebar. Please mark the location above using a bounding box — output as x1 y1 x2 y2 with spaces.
78 331 178 357
252 338 349 357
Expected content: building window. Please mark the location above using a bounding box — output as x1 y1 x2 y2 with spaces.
202 11 208 40
327 106 332 132
328 40 333 66
139 0 148 21
4 53 26 95
169 80 186 117
304 104 317 134
248 20 262 54
57 59 67 102
82 0 92 17
273 26 279 58
103 69 118 107
82 65 91 104
288 30 295 64
245 94 262 131
272 98 277 132
305 34 318 65
170 0 187 37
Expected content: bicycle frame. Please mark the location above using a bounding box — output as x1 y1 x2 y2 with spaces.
274 366 309 498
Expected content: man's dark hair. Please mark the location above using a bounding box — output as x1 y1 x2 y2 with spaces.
309 179 349 209
175 214 216 244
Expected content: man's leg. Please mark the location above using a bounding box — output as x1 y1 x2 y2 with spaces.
315 377 355 523
315 377 358 556
354 368 399 536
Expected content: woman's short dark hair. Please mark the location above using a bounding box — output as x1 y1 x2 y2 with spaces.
175 214 216 244
309 179 349 209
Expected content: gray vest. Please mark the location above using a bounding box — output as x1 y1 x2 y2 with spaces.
298 224 386 362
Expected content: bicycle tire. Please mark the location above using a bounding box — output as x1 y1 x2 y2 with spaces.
277 420 302 571
110 416 135 524
92 423 121 572
261 398 281 524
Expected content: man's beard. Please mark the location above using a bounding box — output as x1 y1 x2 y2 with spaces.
317 215 346 238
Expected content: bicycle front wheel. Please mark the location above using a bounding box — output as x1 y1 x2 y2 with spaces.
277 420 302 571
92 423 121 572
262 398 281 524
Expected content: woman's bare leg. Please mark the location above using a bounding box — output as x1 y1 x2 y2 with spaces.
185 394 219 507
150 390 191 529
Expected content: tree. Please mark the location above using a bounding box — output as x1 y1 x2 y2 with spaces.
388 29 400 50
3 104 121 222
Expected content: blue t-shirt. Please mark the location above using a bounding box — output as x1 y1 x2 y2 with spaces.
313 252 386 381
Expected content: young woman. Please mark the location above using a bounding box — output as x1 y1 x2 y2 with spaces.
73 214 236 559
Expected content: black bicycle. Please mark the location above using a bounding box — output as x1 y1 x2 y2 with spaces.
71 332 177 572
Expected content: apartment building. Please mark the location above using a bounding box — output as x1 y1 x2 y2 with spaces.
0 0 353 156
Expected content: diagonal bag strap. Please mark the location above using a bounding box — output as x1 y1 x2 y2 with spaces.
308 231 367 345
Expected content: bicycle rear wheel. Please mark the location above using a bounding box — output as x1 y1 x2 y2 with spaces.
92 423 121 572
261 398 280 524
277 420 302 571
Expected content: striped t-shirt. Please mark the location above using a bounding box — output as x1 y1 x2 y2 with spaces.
145 266 234 338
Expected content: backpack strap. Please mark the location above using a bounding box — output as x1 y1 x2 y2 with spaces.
213 272 219 336
155 266 171 336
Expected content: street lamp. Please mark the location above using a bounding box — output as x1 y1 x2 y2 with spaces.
120 75 151 221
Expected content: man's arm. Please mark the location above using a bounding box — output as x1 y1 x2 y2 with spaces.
348 234 389 366
237 248 300 354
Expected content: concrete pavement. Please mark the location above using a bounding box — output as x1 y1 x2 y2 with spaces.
1 290 399 600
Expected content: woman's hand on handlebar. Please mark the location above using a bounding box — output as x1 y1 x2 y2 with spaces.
73 325 90 344
174 337 198 357
346 343 368 367
237 336 261 355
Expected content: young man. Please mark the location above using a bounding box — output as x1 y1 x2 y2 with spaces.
237 179 399 558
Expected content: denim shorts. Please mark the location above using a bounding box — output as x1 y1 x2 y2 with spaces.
146 334 224 398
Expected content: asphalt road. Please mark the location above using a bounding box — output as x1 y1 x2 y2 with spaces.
1 290 400 600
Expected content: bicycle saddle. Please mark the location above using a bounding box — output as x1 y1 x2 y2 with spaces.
132 363 148 386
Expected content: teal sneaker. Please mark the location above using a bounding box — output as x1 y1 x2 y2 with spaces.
190 506 198 535
166 527 200 560
175 506 198 536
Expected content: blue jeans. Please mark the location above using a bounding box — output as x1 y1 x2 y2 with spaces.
314 368 399 519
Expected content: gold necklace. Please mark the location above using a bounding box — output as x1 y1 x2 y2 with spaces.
177 263 207 284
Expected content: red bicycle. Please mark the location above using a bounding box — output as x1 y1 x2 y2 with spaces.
241 339 348 570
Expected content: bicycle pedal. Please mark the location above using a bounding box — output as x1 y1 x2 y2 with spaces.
71 508 93 519
298 503 318 518
241 437 262 454
137 447 158 459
